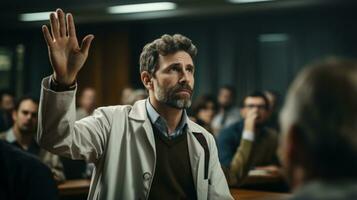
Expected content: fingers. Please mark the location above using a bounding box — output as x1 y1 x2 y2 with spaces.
49 9 74 39
247 109 257 118
42 25 53 47
57 9 66 37
50 12 60 39
80 35 94 55
67 13 76 38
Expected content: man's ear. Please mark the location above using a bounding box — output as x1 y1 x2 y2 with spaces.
141 71 152 90
12 110 17 121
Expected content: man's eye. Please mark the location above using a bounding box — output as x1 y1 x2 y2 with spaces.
170 67 180 72
186 68 194 73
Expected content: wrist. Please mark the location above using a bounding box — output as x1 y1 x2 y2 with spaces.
50 75 76 92
242 130 255 141
244 123 255 132
53 73 76 86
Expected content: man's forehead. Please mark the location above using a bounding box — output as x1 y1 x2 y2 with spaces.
158 51 193 65
245 97 266 104
18 100 38 111
220 89 232 95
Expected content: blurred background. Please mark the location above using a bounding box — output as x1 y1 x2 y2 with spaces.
1 1 357 199
0 0 356 105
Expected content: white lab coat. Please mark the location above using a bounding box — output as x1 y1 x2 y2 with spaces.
37 77 233 200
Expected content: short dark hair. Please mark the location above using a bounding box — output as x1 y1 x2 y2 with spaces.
219 85 236 100
139 34 197 76
191 94 217 117
240 91 269 109
281 57 357 179
14 96 39 111
0 89 14 101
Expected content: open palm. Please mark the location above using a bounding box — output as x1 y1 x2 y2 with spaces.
42 9 94 85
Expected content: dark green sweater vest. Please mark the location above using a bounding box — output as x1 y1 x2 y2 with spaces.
148 125 197 200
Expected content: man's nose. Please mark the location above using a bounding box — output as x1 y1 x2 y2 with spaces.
179 70 190 84
251 106 259 112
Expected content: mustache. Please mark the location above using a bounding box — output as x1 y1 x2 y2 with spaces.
172 84 193 94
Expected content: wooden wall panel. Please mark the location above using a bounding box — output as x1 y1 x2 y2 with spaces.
77 31 130 106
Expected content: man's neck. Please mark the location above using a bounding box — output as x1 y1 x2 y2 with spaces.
221 105 232 113
13 126 33 150
149 96 183 134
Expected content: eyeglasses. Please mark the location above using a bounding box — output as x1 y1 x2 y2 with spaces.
244 104 267 110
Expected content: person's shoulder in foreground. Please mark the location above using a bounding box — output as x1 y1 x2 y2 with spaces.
0 140 58 200
279 57 357 200
290 181 357 200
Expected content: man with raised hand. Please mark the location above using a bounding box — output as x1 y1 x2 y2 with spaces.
37 9 232 200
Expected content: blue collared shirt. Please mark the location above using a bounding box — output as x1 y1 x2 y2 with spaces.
146 99 188 139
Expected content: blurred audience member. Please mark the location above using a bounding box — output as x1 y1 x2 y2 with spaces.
76 87 97 120
0 90 15 132
191 94 217 133
212 85 241 136
120 86 134 105
218 91 278 186
0 96 65 182
0 140 58 200
264 90 281 131
279 58 357 200
73 87 98 179
127 89 148 105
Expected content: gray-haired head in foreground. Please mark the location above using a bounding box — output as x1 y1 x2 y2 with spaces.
139 34 197 76
280 57 357 179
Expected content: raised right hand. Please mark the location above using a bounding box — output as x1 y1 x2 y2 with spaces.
42 9 94 85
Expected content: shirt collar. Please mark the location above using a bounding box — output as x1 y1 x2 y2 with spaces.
5 128 16 143
5 128 39 153
145 99 188 132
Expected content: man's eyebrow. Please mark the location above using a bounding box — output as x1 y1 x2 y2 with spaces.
165 63 182 69
186 64 195 68
169 62 181 67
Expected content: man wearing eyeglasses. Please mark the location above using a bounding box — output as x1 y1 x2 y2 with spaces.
217 91 279 186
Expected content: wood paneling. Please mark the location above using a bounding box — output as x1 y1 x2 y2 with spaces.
77 31 130 106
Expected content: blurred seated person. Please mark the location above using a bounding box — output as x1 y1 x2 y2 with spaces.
190 94 217 133
76 87 97 120
0 96 65 182
0 90 15 133
72 87 98 179
264 90 281 131
212 85 241 136
120 86 134 105
279 58 357 200
217 91 279 186
127 89 148 105
0 140 58 200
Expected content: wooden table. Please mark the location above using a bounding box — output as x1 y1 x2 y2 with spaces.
243 169 285 185
58 179 291 200
58 179 91 196
231 189 291 200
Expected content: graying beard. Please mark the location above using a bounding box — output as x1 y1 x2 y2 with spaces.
167 99 192 109
155 87 192 109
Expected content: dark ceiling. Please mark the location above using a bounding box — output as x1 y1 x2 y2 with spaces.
0 0 355 29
